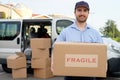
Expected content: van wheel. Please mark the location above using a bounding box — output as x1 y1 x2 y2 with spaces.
2 64 12 73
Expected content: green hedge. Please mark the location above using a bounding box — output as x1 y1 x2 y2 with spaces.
112 38 120 42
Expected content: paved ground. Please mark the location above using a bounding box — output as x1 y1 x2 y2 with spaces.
1 65 120 80
0 65 64 80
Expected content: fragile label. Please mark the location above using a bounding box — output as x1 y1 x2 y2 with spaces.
65 54 98 67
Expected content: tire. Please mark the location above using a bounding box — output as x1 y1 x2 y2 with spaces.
108 58 120 73
2 64 12 73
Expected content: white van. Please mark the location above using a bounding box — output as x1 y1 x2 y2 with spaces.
1 18 120 76
0 18 74 73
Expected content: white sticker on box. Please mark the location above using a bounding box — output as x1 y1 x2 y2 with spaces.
65 54 98 67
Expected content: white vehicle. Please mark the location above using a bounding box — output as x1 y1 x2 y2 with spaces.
0 18 120 77
102 37 120 77
0 18 74 73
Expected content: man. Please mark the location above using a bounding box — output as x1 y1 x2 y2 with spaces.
56 1 103 43
55 1 103 80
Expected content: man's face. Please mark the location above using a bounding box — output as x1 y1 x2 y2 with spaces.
74 6 89 23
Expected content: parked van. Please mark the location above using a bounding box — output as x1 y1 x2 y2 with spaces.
0 18 74 73
1 18 120 77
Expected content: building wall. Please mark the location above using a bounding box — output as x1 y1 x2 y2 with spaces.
0 4 10 18
0 4 32 19
0 4 21 19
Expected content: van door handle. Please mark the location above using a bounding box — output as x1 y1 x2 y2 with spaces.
17 38 20 44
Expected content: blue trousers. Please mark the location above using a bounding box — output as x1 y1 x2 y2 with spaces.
64 76 96 80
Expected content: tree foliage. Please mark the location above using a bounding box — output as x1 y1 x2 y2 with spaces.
100 19 120 39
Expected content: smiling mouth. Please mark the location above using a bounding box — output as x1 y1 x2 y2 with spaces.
80 15 85 18
80 16 85 19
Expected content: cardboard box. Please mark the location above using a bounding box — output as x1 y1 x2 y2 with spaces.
32 49 49 58
7 52 26 69
30 38 51 49
34 68 54 78
31 57 51 68
12 68 27 79
53 42 107 77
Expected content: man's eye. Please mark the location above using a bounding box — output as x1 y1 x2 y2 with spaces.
84 9 88 12
78 9 82 12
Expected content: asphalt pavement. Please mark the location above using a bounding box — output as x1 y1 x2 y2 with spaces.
1 65 120 80
0 64 64 80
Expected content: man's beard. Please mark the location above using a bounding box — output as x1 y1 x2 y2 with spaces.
78 19 86 23
76 16 87 23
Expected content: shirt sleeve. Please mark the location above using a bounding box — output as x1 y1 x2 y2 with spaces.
97 35 103 43
96 32 103 43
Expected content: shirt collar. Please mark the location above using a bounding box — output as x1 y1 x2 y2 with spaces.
70 22 91 30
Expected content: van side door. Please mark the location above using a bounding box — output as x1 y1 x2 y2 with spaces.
0 20 22 59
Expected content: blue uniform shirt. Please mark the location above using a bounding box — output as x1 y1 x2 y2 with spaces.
56 23 103 43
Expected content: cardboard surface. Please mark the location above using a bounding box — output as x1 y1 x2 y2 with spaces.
30 38 51 49
12 68 27 79
34 68 54 78
31 57 51 68
53 42 107 77
7 52 26 69
32 48 49 58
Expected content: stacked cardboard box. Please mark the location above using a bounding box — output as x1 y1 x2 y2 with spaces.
7 52 27 79
30 38 54 78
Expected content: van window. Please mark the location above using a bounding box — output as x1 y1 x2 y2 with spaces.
0 21 20 40
56 20 73 34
